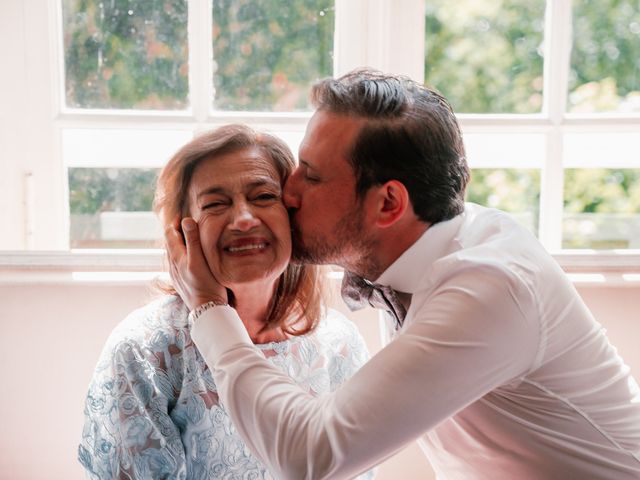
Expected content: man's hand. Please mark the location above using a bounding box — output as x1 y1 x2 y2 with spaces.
165 217 228 310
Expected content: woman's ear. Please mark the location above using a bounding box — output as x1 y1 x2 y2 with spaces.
374 180 410 228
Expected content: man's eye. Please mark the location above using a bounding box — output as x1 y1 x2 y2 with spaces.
304 173 320 184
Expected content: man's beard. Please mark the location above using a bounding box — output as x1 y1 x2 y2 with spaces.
289 207 379 277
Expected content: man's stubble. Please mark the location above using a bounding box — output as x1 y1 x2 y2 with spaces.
289 205 380 278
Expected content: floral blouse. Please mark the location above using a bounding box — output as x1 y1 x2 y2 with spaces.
78 295 373 479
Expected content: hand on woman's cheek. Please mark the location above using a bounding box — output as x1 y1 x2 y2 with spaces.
196 214 229 288
165 216 228 310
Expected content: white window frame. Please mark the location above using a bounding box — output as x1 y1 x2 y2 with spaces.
2 0 640 280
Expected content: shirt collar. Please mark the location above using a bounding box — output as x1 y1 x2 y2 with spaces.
374 209 466 294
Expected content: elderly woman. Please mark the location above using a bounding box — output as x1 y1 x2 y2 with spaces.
78 125 372 479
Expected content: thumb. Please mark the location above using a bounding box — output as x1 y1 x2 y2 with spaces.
181 217 200 247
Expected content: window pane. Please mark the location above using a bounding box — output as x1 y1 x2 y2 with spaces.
569 0 640 113
62 128 193 168
464 133 544 169
212 0 334 111
424 0 545 113
62 0 188 109
467 168 540 235
563 169 640 248
564 133 640 169
69 168 161 248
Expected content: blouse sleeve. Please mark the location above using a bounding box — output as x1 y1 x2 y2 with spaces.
78 337 187 480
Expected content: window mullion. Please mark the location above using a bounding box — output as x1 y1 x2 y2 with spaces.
378 0 424 82
334 0 368 76
24 0 67 249
543 0 573 121
189 0 213 126
334 0 424 81
539 0 573 250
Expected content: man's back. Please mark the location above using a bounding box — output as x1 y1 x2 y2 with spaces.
403 204 640 478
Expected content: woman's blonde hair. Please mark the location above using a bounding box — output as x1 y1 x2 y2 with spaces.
154 124 325 336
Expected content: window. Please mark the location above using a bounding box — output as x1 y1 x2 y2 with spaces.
425 0 640 250
62 0 190 110
60 0 336 248
2 0 639 258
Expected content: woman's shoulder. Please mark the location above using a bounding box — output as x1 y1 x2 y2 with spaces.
100 295 189 358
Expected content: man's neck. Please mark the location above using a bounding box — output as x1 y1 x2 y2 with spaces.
353 219 430 280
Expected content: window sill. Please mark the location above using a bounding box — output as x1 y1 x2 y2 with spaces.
1 250 640 286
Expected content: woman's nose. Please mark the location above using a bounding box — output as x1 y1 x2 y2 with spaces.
229 202 261 231
283 172 301 209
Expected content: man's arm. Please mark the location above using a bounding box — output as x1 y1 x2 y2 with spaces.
172 220 540 479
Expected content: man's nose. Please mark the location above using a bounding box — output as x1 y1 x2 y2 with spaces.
229 202 260 231
283 172 301 209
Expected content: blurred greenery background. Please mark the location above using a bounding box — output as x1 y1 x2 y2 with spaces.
62 0 640 248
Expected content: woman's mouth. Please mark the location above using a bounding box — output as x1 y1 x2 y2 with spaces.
223 236 271 255
226 243 268 253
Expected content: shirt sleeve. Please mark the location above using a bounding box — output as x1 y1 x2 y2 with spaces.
191 265 539 480
78 338 187 480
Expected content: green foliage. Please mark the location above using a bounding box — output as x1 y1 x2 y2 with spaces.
425 0 545 113
466 169 540 233
212 0 334 111
562 169 640 247
63 0 332 111
569 0 640 112
62 0 188 108
425 0 640 114
564 169 640 214
68 168 159 213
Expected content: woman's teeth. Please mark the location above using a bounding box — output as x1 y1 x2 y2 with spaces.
227 243 267 253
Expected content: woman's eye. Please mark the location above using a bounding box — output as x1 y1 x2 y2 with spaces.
202 201 225 210
254 193 279 202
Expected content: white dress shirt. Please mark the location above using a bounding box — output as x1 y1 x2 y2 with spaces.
192 203 640 479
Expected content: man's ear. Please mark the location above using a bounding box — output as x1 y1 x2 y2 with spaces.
374 180 410 228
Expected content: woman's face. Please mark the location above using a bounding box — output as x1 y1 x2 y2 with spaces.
187 147 292 290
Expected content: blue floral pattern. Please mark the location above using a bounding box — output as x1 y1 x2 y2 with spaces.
79 296 373 479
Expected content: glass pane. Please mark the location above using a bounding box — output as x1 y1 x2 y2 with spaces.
212 0 335 111
563 169 640 248
564 133 640 169
69 168 161 248
61 0 188 109
463 133 544 169
424 0 545 113
569 0 640 113
467 168 540 235
62 128 193 168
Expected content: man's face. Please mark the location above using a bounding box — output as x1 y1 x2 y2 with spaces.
283 110 377 272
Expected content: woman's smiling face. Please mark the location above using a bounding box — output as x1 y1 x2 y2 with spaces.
187 147 292 290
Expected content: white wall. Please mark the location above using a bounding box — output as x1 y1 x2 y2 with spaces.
0 281 638 479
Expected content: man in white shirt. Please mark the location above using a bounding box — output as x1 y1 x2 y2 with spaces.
166 69 640 479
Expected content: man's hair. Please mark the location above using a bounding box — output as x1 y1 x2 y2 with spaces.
154 124 325 336
311 68 470 224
